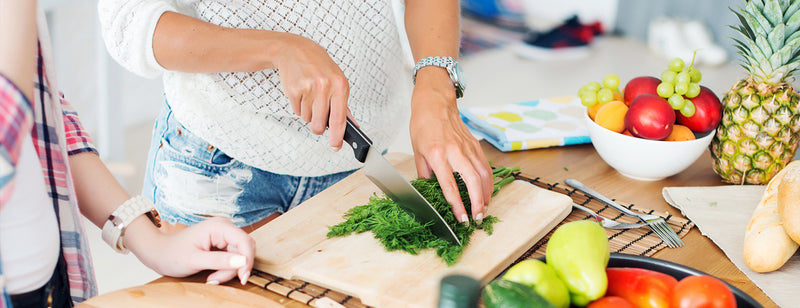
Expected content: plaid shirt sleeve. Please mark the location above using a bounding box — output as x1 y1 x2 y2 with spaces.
0 73 34 206
59 96 97 156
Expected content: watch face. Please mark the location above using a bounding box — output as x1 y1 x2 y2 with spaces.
453 62 466 90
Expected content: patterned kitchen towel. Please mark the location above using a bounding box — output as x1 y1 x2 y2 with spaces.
460 96 590 152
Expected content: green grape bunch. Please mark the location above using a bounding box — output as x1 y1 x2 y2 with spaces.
656 52 703 117
578 74 621 107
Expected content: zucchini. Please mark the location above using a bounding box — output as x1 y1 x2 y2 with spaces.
482 279 557 308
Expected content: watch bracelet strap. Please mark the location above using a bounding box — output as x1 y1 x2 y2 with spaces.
101 195 161 254
412 56 456 84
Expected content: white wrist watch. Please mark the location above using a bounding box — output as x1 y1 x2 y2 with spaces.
101 195 161 254
412 56 466 99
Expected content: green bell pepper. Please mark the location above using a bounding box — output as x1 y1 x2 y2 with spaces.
546 220 610 306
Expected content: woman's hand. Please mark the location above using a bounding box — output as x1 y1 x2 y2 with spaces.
68 152 255 284
274 34 351 151
130 217 256 285
409 68 493 225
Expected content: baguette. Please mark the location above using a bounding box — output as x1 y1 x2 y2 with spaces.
778 161 800 244
743 161 800 273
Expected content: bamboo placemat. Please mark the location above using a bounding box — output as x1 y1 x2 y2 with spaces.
247 173 695 308
512 172 695 261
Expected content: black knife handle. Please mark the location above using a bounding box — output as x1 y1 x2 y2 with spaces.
343 117 372 163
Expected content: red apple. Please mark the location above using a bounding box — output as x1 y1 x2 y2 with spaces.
625 94 675 140
623 76 661 106
676 86 722 134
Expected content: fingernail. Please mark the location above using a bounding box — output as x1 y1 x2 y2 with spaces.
475 213 483 226
206 280 220 285
460 214 469 226
331 145 341 152
229 255 246 268
241 271 250 285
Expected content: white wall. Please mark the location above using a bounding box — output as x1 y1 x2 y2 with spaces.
45 0 164 161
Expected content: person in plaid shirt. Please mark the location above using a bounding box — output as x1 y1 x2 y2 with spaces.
0 2 255 307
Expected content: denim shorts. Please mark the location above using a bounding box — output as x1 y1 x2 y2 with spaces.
142 102 356 227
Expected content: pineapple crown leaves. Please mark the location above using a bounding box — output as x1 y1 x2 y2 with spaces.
730 0 800 84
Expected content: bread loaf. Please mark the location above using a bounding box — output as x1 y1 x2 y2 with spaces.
743 161 800 273
778 161 800 244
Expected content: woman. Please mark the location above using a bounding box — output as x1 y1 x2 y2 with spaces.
98 0 495 233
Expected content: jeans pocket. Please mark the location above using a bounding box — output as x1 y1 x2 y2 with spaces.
210 149 234 165
160 123 236 170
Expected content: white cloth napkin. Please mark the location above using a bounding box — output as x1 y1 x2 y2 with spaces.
662 186 800 307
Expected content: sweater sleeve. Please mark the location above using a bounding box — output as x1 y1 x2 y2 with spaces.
97 0 178 78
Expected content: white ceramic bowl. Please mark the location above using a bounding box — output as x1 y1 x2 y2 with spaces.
585 112 715 181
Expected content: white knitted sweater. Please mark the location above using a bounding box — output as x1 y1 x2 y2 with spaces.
98 0 411 176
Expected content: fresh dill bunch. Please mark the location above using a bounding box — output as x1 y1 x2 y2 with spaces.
327 166 517 265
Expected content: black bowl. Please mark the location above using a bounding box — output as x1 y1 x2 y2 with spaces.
536 253 762 308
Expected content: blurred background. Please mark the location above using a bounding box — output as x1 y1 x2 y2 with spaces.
44 0 745 187
40 0 796 295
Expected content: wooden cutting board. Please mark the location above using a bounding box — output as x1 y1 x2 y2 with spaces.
251 153 571 307
76 282 284 308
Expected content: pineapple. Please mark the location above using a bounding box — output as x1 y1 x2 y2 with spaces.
711 0 800 184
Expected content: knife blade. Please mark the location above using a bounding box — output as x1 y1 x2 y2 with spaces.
341 117 462 246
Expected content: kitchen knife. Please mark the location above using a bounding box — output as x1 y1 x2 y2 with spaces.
341 117 462 246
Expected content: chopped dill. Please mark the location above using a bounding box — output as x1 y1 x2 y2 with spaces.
327 166 520 265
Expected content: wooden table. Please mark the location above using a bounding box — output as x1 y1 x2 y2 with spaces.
153 142 776 307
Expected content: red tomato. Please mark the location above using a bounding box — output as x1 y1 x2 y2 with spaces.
672 275 736 308
606 267 678 308
587 296 637 308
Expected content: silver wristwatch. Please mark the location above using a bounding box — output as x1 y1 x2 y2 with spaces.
412 56 466 99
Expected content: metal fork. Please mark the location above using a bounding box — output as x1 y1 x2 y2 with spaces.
571 203 646 229
564 179 684 248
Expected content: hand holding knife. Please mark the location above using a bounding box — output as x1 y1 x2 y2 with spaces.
341 118 462 245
